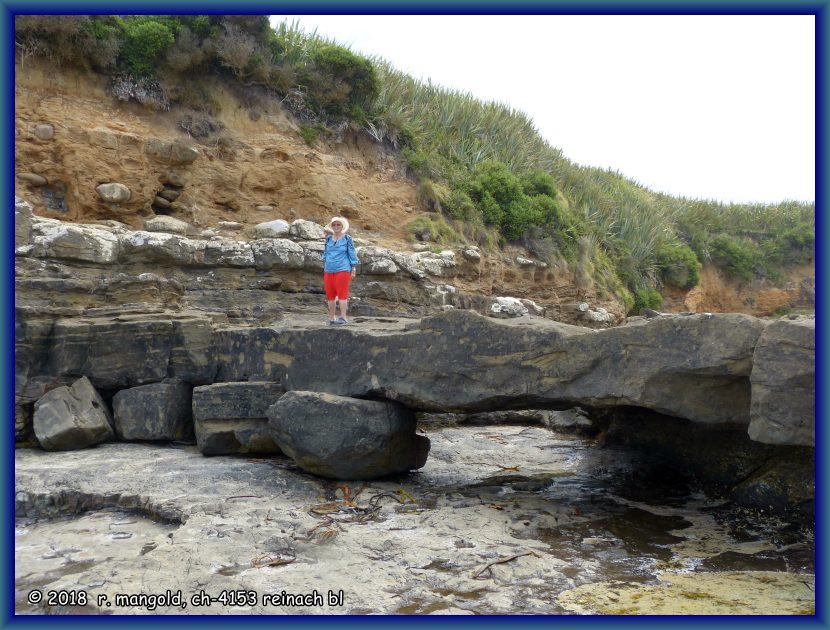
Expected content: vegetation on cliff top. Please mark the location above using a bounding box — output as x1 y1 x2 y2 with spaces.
15 15 814 313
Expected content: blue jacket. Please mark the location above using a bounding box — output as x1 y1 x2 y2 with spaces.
322 234 360 273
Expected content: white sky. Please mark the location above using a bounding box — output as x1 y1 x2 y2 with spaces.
270 14 815 205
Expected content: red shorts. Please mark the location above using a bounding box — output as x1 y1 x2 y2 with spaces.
324 271 351 300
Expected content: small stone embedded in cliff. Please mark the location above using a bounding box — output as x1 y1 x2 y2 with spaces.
152 195 172 209
144 215 191 235
161 171 185 187
33 376 114 451
95 182 131 204
17 172 48 187
267 391 430 480
33 123 54 140
144 138 200 165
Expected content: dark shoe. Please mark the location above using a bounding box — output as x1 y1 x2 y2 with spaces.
328 319 341 326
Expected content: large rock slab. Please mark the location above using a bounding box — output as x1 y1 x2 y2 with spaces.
192 382 284 455
33 376 114 451
18 308 805 444
44 313 216 390
267 391 430 479
48 317 174 389
225 310 764 426
112 381 193 441
748 318 815 446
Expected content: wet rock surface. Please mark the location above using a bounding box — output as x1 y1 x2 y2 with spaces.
15 425 814 615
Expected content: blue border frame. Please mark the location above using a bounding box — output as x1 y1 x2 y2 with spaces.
2 2 825 629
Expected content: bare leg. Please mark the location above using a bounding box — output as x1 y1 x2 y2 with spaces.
328 300 337 321
339 298 348 320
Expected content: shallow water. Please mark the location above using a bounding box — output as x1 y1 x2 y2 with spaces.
15 425 814 615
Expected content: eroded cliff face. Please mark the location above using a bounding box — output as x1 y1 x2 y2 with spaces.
14 61 623 319
662 264 815 317
14 61 814 319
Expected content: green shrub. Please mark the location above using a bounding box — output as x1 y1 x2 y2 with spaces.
478 192 506 228
502 198 545 241
306 44 378 118
121 17 176 76
86 15 121 41
520 169 558 198
632 286 663 313
444 189 479 222
455 161 583 244
349 104 368 126
461 160 525 234
709 234 758 282
655 240 700 290
402 149 434 177
778 222 815 250
769 222 815 266
182 15 214 38
466 161 524 216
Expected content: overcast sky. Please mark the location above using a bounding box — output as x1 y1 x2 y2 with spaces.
269 14 815 205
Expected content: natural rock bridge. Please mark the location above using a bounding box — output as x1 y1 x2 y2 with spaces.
19 308 814 442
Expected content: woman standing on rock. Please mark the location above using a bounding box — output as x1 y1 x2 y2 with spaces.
322 216 359 325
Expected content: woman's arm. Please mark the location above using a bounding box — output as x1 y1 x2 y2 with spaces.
321 234 331 261
346 236 360 269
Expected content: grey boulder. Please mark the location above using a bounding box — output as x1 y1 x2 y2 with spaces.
267 391 430 480
113 380 193 441
33 376 114 451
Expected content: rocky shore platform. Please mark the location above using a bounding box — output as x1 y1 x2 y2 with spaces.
16 425 815 615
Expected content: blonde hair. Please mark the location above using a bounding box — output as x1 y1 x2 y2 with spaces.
327 216 350 233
